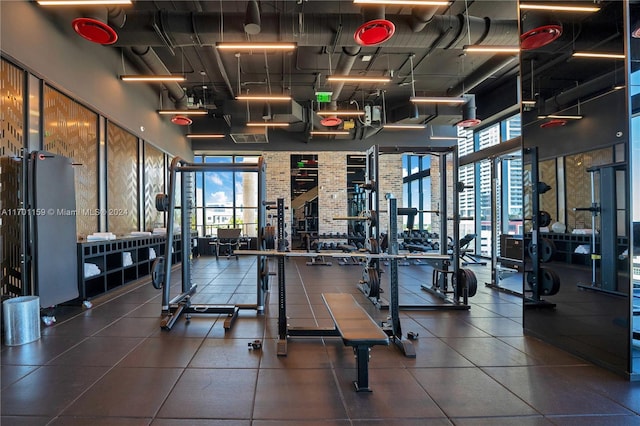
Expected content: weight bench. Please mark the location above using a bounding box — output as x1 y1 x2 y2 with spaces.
322 293 390 392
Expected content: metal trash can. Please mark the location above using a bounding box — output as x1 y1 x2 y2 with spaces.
3 296 41 346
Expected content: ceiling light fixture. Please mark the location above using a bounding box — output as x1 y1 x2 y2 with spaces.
353 0 450 5
170 115 192 126
246 122 290 127
572 52 625 59
120 75 185 82
430 135 460 140
543 114 583 120
186 134 226 139
519 4 600 13
38 0 132 5
463 45 520 53
316 110 365 116
522 100 537 107
310 130 350 135
216 42 297 51
236 95 292 101
410 96 466 104
327 76 391 83
158 110 208 115
383 124 426 129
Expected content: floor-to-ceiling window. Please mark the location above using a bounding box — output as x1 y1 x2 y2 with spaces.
192 155 260 238
402 154 431 231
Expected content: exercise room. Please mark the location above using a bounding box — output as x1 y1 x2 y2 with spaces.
2 0 640 424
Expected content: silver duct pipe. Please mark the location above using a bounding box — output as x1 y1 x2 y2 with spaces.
110 11 517 49
410 6 440 32
130 46 188 108
447 56 519 97
541 69 619 114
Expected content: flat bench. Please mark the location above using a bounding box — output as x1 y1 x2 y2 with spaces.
322 293 389 392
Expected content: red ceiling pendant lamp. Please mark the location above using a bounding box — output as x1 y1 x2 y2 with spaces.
540 118 567 128
520 11 562 51
320 116 343 127
354 6 395 46
72 8 119 45
171 115 193 126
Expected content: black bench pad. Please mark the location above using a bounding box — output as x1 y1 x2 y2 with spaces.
322 293 389 392
322 293 389 346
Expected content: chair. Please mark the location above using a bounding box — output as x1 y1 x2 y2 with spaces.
215 228 242 259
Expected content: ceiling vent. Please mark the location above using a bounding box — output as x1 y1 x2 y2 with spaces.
230 132 269 144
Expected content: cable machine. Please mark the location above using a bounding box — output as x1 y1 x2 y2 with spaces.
575 162 628 296
356 145 478 310
151 157 268 330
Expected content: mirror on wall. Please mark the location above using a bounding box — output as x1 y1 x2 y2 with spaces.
629 1 640 376
519 0 632 377
347 154 367 248
291 154 318 249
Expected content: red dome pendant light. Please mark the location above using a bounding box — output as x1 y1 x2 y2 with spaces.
171 115 193 126
520 11 562 51
72 8 118 45
354 6 395 46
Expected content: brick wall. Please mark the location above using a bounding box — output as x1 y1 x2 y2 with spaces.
262 151 404 247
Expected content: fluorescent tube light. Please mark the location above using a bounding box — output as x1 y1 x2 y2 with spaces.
353 0 450 5
310 130 350 135
186 134 226 139
120 75 185 82
383 124 426 129
158 110 208 115
546 114 583 120
235 95 292 101
430 136 460 140
410 96 466 104
38 0 132 5
519 4 600 13
216 42 297 50
327 76 391 83
572 52 625 59
522 100 537 106
463 45 520 53
246 122 290 127
316 111 365 116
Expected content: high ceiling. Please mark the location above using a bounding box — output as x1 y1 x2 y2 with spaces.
37 0 625 146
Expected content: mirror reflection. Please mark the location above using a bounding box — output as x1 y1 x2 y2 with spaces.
291 154 318 250
519 0 631 376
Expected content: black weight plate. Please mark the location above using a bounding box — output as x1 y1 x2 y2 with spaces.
362 267 380 298
155 193 168 212
526 271 535 290
539 210 552 227
150 256 165 289
540 267 561 295
539 238 556 263
263 226 275 250
464 268 478 297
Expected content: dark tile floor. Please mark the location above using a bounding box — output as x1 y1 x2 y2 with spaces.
3 255 640 425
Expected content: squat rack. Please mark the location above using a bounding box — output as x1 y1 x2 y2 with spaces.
152 157 268 330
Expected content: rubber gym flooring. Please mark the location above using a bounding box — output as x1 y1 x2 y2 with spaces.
2 255 640 425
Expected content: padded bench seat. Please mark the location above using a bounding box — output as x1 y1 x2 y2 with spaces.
322 293 389 392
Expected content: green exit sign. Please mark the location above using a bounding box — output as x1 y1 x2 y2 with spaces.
316 91 332 103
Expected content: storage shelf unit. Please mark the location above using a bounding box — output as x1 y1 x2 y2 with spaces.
78 235 182 300
527 232 628 267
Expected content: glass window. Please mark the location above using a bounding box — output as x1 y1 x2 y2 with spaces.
477 123 501 150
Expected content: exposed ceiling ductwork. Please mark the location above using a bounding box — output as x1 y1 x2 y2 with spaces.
108 11 517 50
